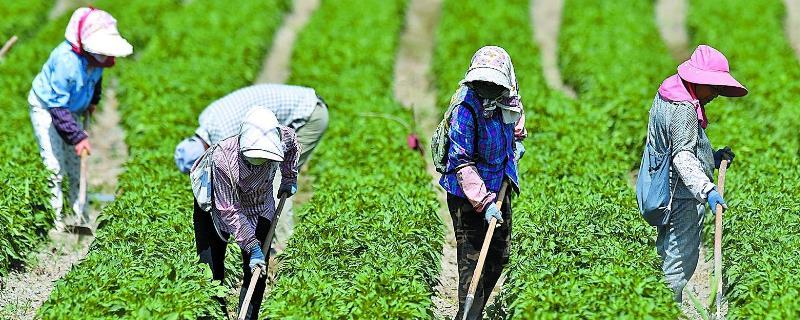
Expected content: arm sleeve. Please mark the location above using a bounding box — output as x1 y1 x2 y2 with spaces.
514 101 527 140
670 104 714 202
278 125 300 188
90 77 102 105
213 159 258 250
48 107 87 145
448 105 496 211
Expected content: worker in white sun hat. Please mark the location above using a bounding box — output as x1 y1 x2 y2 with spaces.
190 108 300 320
28 7 133 232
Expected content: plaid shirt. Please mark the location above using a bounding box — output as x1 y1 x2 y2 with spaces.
210 126 299 250
197 84 319 144
439 88 519 204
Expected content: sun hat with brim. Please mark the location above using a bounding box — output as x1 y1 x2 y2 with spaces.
83 28 133 57
677 45 747 97
460 67 513 92
65 7 133 57
239 108 284 162
175 137 206 174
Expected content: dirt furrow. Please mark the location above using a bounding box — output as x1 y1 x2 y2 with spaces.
655 0 690 61
392 0 454 318
531 0 576 98
0 83 125 319
785 0 800 58
256 0 320 84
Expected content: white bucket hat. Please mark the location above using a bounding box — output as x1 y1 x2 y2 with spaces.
239 108 284 162
65 7 133 57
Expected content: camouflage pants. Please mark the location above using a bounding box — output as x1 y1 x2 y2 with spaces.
447 193 512 320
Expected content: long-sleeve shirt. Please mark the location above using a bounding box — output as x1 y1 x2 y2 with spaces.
647 94 715 202
210 126 300 250
195 84 320 145
31 41 103 144
439 87 521 212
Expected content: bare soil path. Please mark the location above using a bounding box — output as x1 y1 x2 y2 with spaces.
0 83 126 319
531 0 576 98
48 0 91 20
256 0 320 84
785 0 800 58
392 0 454 318
655 0 690 61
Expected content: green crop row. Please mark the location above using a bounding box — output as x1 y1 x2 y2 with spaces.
0 1 56 276
0 0 50 42
260 0 443 318
434 0 682 318
37 0 288 318
687 0 800 317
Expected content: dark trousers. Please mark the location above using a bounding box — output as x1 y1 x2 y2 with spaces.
193 199 271 320
447 193 512 320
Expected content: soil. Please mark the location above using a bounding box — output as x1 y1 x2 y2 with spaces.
531 0 576 98
392 0 457 318
256 0 321 84
655 0 690 61
785 0 800 58
0 84 125 319
48 0 92 20
682 243 728 319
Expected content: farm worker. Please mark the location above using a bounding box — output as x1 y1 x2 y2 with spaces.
439 46 526 320
647 45 745 302
191 108 299 319
28 7 132 231
175 84 329 248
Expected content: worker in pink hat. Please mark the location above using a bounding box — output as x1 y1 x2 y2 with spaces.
642 45 747 302
28 7 133 231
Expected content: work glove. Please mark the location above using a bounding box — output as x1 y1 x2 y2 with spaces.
248 246 267 276
514 141 525 161
484 203 503 224
278 184 297 198
713 146 735 169
707 188 728 212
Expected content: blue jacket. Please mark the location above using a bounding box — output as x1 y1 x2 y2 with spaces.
32 41 103 113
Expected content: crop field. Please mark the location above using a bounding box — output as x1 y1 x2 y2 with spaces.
0 0 798 319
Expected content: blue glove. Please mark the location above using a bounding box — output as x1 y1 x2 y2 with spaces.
514 141 525 161
484 203 503 224
707 189 728 212
248 246 267 275
713 146 735 169
278 184 297 198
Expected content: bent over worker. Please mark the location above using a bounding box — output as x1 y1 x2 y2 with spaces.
29 7 132 231
645 45 746 302
191 108 299 320
175 84 328 248
439 46 526 320
175 84 328 173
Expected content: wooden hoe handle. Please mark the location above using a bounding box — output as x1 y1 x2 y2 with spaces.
0 35 18 59
462 180 509 319
714 160 728 318
238 193 289 320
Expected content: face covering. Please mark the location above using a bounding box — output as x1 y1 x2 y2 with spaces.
245 156 269 166
470 81 508 100
87 52 116 68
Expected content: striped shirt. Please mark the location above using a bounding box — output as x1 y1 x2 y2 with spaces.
647 94 714 200
211 126 300 250
197 84 319 145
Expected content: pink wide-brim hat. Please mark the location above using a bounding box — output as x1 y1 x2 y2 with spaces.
677 45 748 97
